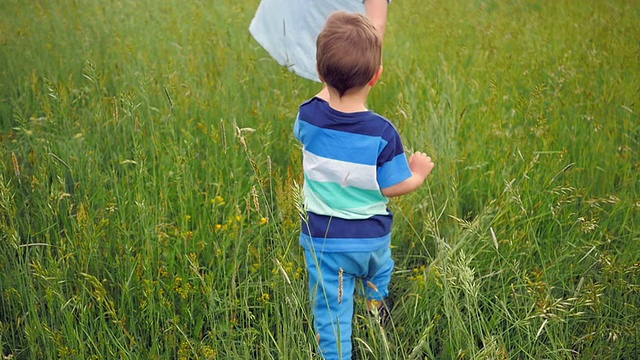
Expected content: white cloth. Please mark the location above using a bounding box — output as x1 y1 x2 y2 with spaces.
249 0 366 82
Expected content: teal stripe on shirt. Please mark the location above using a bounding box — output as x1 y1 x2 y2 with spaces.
304 175 387 210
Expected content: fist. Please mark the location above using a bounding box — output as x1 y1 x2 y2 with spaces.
409 152 434 179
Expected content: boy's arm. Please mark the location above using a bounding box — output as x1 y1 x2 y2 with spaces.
364 0 389 41
381 152 434 197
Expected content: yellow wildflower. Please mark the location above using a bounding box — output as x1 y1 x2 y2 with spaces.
211 195 225 206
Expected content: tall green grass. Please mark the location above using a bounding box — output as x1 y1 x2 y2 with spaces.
1 0 638 358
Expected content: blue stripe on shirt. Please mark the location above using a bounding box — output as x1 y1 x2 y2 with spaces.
295 119 386 165
377 153 414 189
300 212 393 239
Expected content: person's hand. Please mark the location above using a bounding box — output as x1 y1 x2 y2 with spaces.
381 151 434 197
408 151 434 181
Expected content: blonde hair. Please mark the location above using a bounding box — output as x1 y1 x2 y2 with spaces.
316 11 382 97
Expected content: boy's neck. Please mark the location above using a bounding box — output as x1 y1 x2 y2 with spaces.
317 86 370 113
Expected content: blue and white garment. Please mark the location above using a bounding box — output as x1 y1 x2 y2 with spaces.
294 97 412 252
249 0 369 82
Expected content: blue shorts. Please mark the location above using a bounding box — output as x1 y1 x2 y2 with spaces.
304 246 394 360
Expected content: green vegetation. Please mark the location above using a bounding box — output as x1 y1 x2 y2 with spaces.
1 0 638 358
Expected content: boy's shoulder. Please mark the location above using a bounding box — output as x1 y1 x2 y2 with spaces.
298 97 400 134
299 96 331 113
298 96 386 120
298 97 323 120
299 96 319 108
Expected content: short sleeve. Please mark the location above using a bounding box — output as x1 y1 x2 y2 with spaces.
377 128 412 189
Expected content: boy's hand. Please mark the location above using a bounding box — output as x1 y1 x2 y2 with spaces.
409 151 435 181
381 151 434 197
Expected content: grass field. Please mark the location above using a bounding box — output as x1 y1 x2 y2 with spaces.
1 0 639 358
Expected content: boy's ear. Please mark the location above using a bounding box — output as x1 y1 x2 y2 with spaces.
368 65 383 87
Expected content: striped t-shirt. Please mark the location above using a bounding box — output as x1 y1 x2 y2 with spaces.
294 97 412 252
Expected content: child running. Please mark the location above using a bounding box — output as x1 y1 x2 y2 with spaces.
293 11 435 360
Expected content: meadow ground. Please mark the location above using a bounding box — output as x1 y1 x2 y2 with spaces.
1 0 639 358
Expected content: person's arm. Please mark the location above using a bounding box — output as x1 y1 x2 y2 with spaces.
365 0 389 41
381 152 434 197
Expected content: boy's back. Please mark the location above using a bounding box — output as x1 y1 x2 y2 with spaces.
295 96 412 252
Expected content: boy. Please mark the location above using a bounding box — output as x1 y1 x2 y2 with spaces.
293 11 435 360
